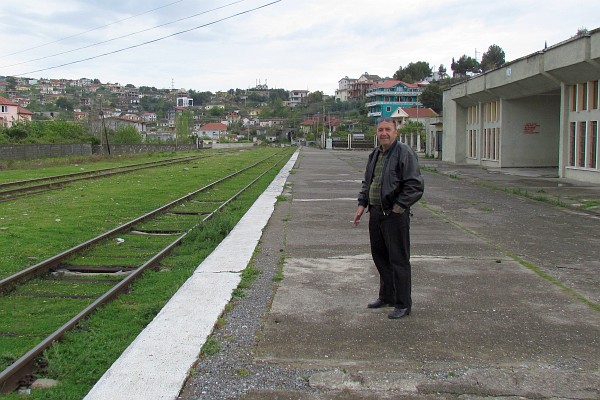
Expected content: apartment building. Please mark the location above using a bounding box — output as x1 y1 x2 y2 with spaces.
335 72 382 102
287 90 309 108
366 80 423 118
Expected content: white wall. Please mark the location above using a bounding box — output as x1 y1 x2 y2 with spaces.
500 96 561 167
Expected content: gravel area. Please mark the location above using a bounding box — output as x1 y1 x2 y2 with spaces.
178 189 319 400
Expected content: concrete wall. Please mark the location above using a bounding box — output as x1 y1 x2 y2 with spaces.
212 143 255 149
92 144 198 155
0 143 92 160
564 167 600 184
441 90 466 163
0 143 200 160
500 95 561 167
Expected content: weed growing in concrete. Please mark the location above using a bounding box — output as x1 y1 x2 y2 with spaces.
201 338 221 357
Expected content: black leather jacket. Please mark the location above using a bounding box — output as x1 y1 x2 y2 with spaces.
358 140 424 214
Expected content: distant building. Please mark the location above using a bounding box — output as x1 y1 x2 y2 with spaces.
335 76 356 102
366 80 422 118
389 107 439 152
287 90 309 107
0 95 32 127
177 96 194 107
98 116 146 133
197 122 228 141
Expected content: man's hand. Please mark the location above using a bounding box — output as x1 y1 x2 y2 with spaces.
392 203 404 214
353 205 365 226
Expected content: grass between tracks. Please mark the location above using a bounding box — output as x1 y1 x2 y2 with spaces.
0 151 203 182
0 147 295 400
0 148 278 280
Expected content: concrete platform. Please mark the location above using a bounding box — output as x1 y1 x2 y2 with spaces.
247 149 600 398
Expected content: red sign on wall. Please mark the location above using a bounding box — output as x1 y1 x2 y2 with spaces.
523 122 540 134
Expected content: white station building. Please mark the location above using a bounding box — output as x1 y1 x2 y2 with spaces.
443 27 600 184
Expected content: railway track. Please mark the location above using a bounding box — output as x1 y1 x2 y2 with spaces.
0 153 213 202
0 151 289 393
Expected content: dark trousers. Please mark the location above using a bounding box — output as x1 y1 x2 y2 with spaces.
368 207 412 309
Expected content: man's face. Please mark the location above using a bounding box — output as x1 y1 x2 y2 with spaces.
376 121 398 148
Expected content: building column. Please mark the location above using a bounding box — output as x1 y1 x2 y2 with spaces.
558 82 570 178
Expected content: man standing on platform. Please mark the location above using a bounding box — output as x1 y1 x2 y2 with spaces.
353 117 424 319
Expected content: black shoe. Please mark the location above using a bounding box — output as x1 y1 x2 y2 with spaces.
388 307 410 319
367 299 390 309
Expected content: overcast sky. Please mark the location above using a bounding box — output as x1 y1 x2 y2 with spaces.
1 0 598 95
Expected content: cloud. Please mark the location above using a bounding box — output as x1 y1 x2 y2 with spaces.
1 0 599 94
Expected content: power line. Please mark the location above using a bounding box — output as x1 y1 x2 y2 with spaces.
14 0 283 77
2 0 247 68
1 0 185 58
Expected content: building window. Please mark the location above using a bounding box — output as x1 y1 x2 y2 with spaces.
578 83 587 111
588 121 598 169
577 121 586 167
494 128 500 160
484 129 489 159
467 129 478 159
482 127 500 161
569 122 576 167
0 106 7 113
466 105 480 160
467 105 479 124
386 106 391 112
484 101 499 122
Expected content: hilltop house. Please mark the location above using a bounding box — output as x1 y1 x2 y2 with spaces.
0 95 32 127
197 122 228 141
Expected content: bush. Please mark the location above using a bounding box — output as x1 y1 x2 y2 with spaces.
111 126 142 144
0 121 94 144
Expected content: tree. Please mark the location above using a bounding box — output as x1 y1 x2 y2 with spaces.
5 76 17 91
188 90 213 106
56 97 75 111
175 110 194 144
393 62 432 83
451 55 481 77
480 44 505 72
419 82 443 113
307 91 323 104
112 126 142 144
209 107 225 118
5 123 29 142
437 64 448 79
398 120 425 143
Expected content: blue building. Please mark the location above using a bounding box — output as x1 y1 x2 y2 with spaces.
366 80 423 118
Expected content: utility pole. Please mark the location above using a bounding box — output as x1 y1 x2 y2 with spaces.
99 110 111 155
